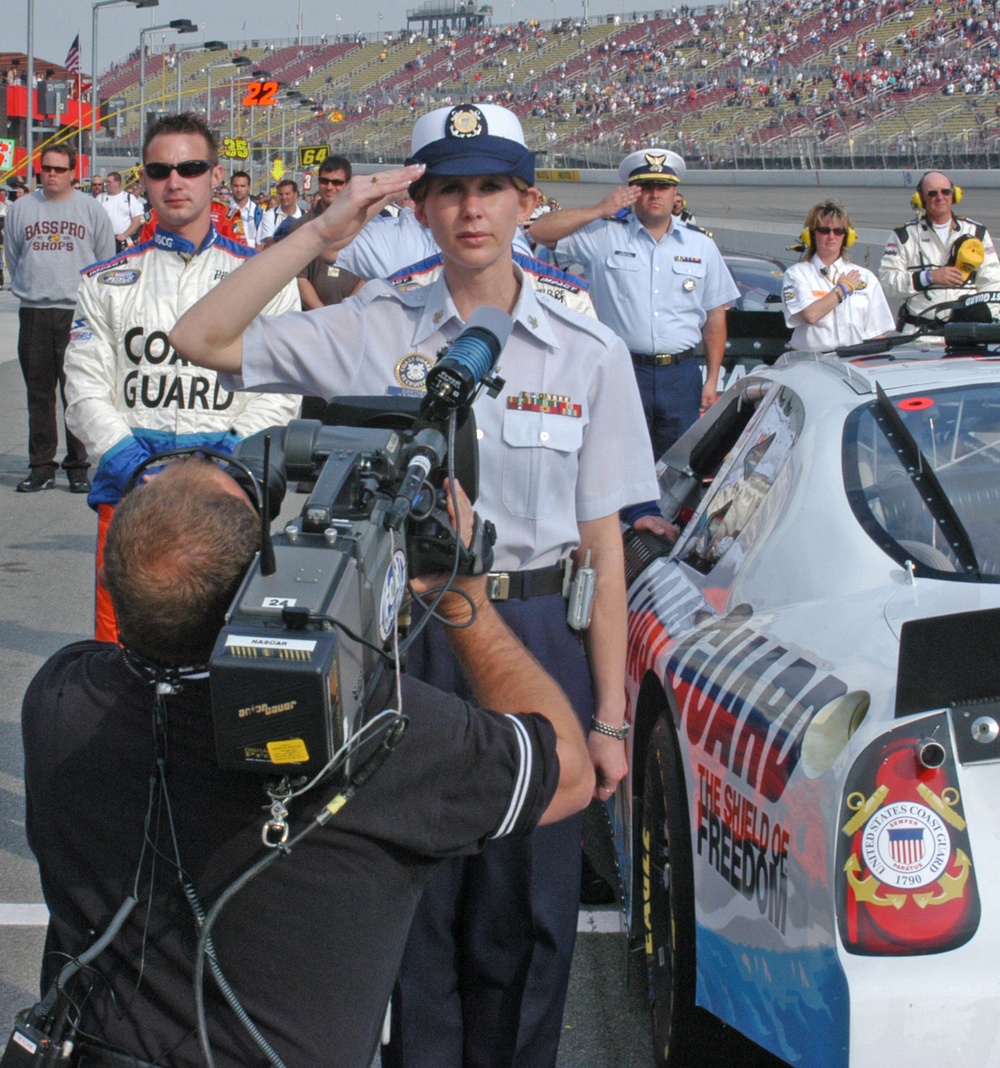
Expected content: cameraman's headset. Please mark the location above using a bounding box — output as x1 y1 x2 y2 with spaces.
910 172 964 212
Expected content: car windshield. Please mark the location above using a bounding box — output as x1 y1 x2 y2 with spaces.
844 383 1000 580
726 258 785 313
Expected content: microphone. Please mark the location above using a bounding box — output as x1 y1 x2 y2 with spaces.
385 427 448 531
421 306 513 421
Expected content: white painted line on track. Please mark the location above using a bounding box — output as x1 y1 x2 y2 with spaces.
6 903 622 932
577 909 624 934
0 903 49 925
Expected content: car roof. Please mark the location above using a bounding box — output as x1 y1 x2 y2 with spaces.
766 344 1000 397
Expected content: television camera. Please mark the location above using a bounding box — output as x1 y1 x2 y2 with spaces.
209 306 512 782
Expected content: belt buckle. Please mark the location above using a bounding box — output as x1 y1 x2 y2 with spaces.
653 353 673 366
486 572 510 601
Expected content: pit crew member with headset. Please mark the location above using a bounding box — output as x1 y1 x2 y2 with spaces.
64 112 300 643
22 457 594 1068
782 201 894 351
169 102 659 1068
529 147 740 463
879 170 1000 326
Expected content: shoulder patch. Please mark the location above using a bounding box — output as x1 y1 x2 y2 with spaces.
97 268 141 286
83 251 133 276
683 221 715 238
894 225 911 244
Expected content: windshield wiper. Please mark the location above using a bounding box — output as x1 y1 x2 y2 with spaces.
873 382 981 578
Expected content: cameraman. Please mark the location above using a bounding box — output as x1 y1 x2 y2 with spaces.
170 104 659 1068
21 458 594 1068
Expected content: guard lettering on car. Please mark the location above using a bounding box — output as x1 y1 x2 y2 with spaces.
668 604 849 803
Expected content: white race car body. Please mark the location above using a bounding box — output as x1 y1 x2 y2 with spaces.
615 339 1000 1067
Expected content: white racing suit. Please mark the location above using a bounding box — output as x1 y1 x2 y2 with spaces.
879 214 1000 326
65 224 300 640
66 225 300 508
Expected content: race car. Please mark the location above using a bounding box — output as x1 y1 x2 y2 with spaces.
715 251 792 369
612 320 1000 1067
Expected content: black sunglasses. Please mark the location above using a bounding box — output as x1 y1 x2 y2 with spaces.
319 177 347 186
924 188 953 198
815 226 847 236
144 159 214 180
42 164 71 174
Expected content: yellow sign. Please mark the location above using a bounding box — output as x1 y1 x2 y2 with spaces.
299 145 330 168
222 137 250 160
330 110 344 123
535 168 581 182
271 158 285 182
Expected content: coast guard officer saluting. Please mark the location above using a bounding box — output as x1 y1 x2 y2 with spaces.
531 147 739 460
169 102 659 1068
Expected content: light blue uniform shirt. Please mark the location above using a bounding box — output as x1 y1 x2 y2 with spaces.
228 269 658 572
555 212 739 354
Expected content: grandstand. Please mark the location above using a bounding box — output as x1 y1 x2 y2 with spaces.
37 0 1000 182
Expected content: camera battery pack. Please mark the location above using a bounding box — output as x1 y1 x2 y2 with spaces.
0 1021 62 1068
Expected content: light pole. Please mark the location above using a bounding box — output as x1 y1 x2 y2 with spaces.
26 0 34 180
175 40 227 113
139 20 197 145
206 55 251 129
91 0 159 177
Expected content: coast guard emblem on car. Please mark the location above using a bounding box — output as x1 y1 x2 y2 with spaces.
837 716 980 956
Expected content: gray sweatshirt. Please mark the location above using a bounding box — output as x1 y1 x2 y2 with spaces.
5 189 116 308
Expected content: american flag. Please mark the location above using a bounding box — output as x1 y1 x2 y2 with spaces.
65 35 81 75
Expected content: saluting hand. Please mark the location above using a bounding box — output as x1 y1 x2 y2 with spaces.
313 164 425 251
598 185 640 218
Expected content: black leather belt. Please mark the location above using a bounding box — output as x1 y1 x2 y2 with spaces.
486 563 565 602
629 347 696 367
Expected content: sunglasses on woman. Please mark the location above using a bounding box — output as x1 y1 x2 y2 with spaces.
815 226 847 236
144 159 214 180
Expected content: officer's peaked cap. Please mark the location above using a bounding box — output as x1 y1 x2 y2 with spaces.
407 104 535 184
619 148 686 186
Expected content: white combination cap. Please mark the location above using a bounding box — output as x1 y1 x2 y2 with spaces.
618 148 686 186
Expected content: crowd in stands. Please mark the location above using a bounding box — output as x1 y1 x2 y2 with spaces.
77 0 1000 159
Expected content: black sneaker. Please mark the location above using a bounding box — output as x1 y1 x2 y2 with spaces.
16 472 56 493
68 472 92 494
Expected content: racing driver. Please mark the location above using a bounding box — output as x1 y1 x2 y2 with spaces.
65 112 300 642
